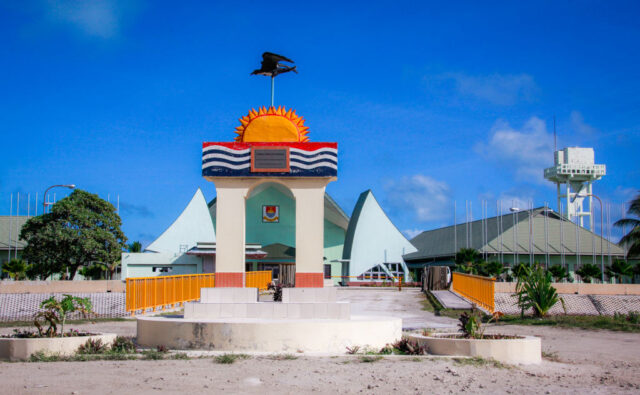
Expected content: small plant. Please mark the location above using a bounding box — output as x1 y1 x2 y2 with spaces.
391 338 427 355
514 265 559 318
378 345 393 355
142 350 165 360
77 338 106 354
458 308 481 338
111 336 136 353
345 345 360 355
156 344 169 353
268 353 298 360
214 353 250 364
359 355 383 363
614 311 640 324
170 352 190 360
34 294 93 337
29 350 63 362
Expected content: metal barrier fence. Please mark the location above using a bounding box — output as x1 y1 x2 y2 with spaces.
246 270 272 290
451 272 495 313
125 271 273 315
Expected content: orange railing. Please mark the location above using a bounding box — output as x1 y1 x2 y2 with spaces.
451 272 495 313
246 270 272 290
126 273 215 315
125 271 273 315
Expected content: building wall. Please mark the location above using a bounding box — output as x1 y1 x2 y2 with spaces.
324 220 345 285
245 186 296 247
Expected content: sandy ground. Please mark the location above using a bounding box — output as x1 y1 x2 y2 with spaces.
1 289 640 394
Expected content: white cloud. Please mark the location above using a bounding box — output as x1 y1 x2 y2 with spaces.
45 0 134 38
385 175 451 222
429 72 537 105
475 116 554 183
570 111 598 135
402 228 423 239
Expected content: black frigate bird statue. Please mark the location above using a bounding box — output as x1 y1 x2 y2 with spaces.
251 52 297 77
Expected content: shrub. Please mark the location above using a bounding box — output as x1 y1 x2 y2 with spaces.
34 294 93 337
345 345 360 354
214 353 250 364
547 265 568 282
111 336 136 353
391 338 427 355
170 352 190 360
575 263 602 283
515 265 559 317
458 309 481 338
77 338 106 354
142 350 165 360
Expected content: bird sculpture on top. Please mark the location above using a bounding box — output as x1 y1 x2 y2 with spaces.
251 52 297 107
251 52 297 77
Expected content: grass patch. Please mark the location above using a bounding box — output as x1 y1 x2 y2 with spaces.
267 353 298 361
169 352 190 360
213 353 251 364
0 317 129 328
453 357 509 369
358 355 383 363
497 314 640 332
141 350 165 360
422 291 478 319
542 351 560 362
28 350 138 362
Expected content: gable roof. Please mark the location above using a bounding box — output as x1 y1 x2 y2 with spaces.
146 189 216 253
404 207 625 261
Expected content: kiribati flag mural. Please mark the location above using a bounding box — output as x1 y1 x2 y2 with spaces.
262 205 279 223
202 142 337 178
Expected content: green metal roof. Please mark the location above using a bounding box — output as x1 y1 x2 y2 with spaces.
404 207 625 261
0 216 29 250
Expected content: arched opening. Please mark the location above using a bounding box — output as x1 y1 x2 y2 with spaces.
245 181 296 285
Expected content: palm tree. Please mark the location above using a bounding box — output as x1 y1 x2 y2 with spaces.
127 241 142 253
484 261 505 279
576 263 602 283
454 248 482 274
606 259 633 283
2 259 28 280
511 262 532 280
548 264 568 282
614 192 640 258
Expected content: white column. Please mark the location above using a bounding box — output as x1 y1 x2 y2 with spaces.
211 179 250 274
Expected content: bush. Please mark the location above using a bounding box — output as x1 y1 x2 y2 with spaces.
575 263 602 283
547 265 568 282
214 353 250 364
391 338 427 355
515 265 559 317
111 336 136 353
77 338 106 354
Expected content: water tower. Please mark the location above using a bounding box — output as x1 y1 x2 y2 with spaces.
544 147 606 229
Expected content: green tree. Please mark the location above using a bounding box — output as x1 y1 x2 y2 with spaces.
575 263 602 283
454 248 482 274
606 259 633 283
35 294 93 337
20 189 127 280
79 263 107 280
2 259 28 280
614 192 640 259
511 262 532 280
547 264 569 282
127 241 142 252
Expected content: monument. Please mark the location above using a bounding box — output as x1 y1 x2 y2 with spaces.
135 54 401 352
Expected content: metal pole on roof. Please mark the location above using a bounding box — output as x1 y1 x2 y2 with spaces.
560 202 565 269
8 193 12 262
454 201 457 255
14 193 19 259
470 202 473 248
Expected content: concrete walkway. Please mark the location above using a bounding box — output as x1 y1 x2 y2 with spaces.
430 290 473 309
337 288 457 330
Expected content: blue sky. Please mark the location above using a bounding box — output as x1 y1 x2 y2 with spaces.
1 1 639 246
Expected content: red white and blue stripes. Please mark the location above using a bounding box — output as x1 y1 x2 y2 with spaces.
202 142 337 177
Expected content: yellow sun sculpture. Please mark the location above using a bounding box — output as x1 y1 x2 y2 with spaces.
234 106 310 142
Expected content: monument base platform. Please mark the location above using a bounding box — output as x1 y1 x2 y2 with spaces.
136 315 402 353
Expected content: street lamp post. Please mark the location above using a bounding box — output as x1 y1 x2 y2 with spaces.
43 184 76 214
576 193 604 282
